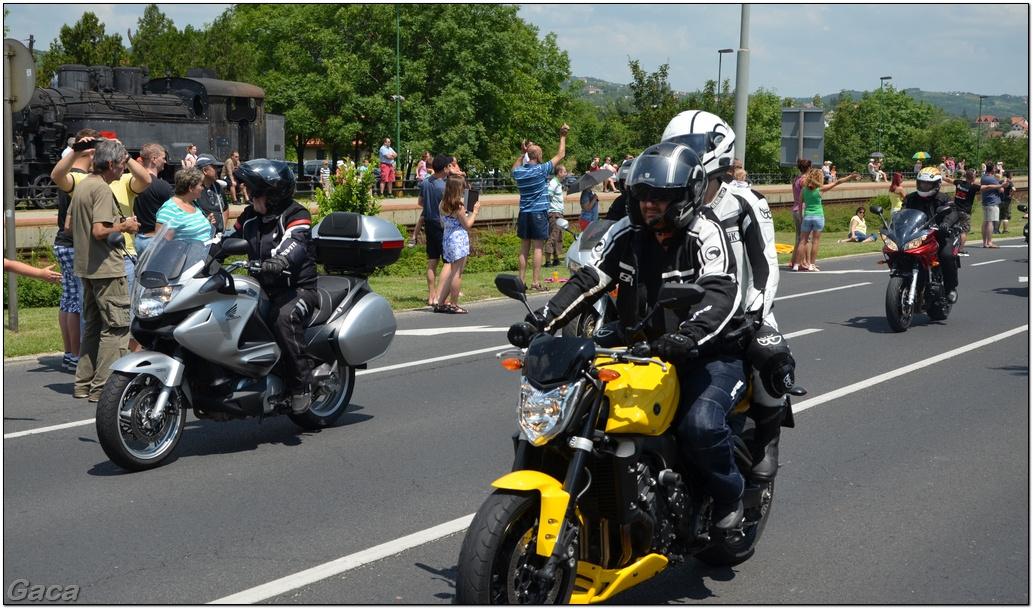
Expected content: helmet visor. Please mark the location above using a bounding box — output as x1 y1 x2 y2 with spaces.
916 179 938 193
631 184 687 204
663 133 708 155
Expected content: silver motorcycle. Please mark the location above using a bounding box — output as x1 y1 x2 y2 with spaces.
95 212 402 471
560 218 618 338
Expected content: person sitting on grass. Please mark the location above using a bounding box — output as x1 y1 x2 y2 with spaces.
838 206 877 242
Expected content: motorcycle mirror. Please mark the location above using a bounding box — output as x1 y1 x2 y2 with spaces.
555 218 570 232
495 274 528 300
107 232 126 250
220 238 249 257
656 282 706 309
869 205 884 216
934 205 953 220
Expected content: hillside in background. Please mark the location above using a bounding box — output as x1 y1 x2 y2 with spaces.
568 77 1029 120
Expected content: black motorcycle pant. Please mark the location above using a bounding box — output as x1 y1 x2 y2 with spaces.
938 240 958 293
267 288 319 394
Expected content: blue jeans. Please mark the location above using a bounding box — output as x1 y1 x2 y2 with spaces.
673 355 749 505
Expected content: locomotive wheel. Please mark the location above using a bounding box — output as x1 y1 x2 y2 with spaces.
30 175 59 210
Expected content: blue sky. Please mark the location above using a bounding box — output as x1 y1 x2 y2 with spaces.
4 3 1029 99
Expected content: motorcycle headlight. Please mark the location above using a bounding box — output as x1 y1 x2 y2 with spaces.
902 234 929 251
880 233 899 251
134 285 180 319
517 380 583 447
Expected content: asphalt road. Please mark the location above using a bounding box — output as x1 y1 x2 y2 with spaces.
3 240 1029 604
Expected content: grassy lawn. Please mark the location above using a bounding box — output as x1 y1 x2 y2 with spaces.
5 199 1020 358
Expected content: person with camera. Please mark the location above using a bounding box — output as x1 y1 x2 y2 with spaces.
228 159 319 415
529 142 749 530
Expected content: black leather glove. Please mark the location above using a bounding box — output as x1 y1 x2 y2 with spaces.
524 307 551 332
651 332 698 363
937 222 953 234
260 255 289 277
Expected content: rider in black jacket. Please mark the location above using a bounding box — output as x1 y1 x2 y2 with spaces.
902 167 960 303
534 142 749 530
230 159 319 414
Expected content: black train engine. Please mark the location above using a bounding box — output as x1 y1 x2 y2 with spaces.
12 65 283 208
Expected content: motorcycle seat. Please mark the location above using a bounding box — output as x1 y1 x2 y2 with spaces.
307 276 354 327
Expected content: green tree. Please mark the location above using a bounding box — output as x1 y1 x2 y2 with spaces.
627 60 677 149
36 12 129 86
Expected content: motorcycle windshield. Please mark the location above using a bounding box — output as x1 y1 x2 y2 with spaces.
136 218 215 288
888 208 930 242
579 219 616 251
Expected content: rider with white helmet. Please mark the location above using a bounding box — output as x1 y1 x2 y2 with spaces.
903 167 960 303
662 110 793 482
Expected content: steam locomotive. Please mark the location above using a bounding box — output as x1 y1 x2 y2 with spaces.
12 64 285 208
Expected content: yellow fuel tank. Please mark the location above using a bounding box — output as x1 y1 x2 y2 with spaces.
599 359 680 436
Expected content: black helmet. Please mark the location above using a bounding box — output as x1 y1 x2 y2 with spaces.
234 159 296 211
625 142 708 231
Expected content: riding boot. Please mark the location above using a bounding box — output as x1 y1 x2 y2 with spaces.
750 405 785 482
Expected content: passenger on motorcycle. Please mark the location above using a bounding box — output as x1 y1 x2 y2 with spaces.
903 167 960 303
661 110 795 481
229 159 319 414
532 142 749 529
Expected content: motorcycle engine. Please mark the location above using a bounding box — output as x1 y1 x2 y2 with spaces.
631 462 687 556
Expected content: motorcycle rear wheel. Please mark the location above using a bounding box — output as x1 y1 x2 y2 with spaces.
885 275 913 332
95 372 187 472
696 481 775 567
456 490 576 604
561 310 601 339
288 362 355 429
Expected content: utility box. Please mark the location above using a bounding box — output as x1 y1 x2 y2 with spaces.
780 108 825 167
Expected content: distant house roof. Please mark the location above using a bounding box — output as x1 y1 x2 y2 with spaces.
584 86 603 94
976 115 998 124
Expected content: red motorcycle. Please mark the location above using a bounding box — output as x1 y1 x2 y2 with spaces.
870 204 960 332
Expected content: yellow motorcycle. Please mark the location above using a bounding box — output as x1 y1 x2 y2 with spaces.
456 274 803 604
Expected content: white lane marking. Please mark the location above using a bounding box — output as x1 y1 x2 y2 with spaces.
396 326 506 336
970 259 1004 267
3 419 92 439
209 323 1029 604
793 325 1028 414
774 282 872 301
358 345 509 375
784 328 822 339
1020 277 1028 283
208 514 475 604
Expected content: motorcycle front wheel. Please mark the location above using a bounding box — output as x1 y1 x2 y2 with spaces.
95 372 187 472
561 310 600 339
885 275 913 332
696 481 775 567
288 362 355 429
456 490 576 604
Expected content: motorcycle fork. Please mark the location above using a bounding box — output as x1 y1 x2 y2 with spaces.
536 375 606 587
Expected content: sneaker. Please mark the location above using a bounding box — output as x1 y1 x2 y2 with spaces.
947 289 958 304
958 250 970 257
73 389 90 399
407 238 416 248
65 356 78 371
88 393 101 403
712 500 744 531
290 392 311 415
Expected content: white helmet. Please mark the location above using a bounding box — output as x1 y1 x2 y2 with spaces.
661 110 735 177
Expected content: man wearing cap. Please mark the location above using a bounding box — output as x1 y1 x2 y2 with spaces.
195 154 229 233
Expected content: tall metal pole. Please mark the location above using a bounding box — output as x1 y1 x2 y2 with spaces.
716 48 733 113
732 5 750 164
5 43 19 331
878 75 891 153
395 5 401 151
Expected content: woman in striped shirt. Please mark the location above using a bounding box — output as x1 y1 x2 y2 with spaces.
154 167 215 243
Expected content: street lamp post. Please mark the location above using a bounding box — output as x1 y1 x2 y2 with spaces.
395 5 401 152
878 76 891 153
977 94 989 168
716 48 733 111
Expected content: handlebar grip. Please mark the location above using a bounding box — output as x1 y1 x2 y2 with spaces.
630 342 651 358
